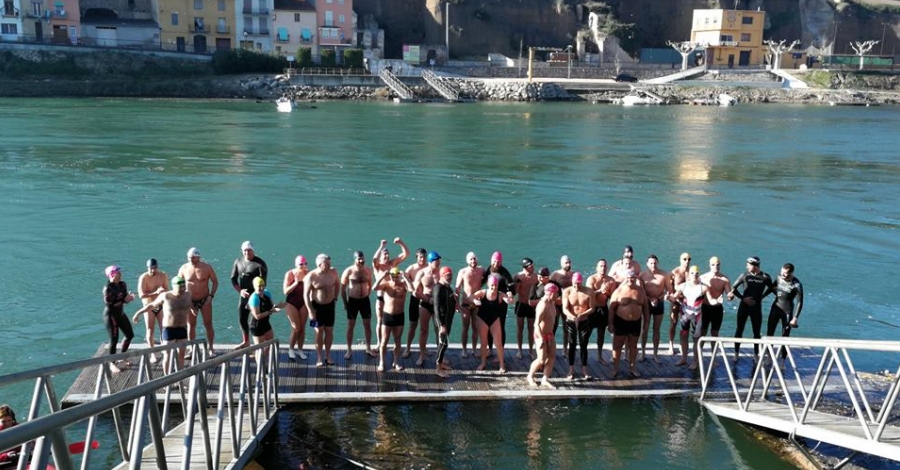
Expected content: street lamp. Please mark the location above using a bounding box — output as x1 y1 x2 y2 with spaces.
881 22 888 56
445 2 450 61
565 45 572 79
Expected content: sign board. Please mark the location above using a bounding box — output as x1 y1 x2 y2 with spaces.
402 44 421 64
287 56 295 62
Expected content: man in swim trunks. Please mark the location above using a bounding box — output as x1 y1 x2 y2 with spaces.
432 266 457 378
562 272 595 380
134 258 168 363
135 275 192 375
609 270 648 378
231 241 267 349
529 267 563 335
610 245 641 283
668 252 691 355
455 251 485 358
412 251 442 366
178 247 219 354
372 238 410 346
551 255 575 355
513 258 539 359
766 263 803 361
700 256 732 343
729 256 774 362
304 253 341 367
526 282 559 389
341 250 375 360
403 248 429 359
586 259 617 364
374 267 413 372
672 266 708 370
639 255 671 363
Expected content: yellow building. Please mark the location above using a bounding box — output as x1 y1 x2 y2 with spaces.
158 0 236 53
691 9 765 68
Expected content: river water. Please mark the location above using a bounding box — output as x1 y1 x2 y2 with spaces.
1 98 898 468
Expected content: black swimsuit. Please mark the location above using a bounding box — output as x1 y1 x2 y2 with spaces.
477 295 505 326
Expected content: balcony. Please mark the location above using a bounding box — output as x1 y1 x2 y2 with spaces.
2 7 18 17
216 25 230 34
189 23 209 33
50 9 67 19
241 7 268 15
275 34 289 43
243 29 269 36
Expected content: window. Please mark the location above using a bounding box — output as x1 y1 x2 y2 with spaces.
294 13 300 22
2 1 13 16
741 33 750 42
171 12 179 26
194 0 203 10
325 10 332 26
1 23 17 34
325 0 332 3
194 17 205 31
338 14 344 23
704 17 709 24
742 16 753 25
338 0 343 3
31 2 42 17
218 0 225 11
217 17 226 33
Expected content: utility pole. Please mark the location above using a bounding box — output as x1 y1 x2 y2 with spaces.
881 22 888 56
445 2 450 61
566 45 572 79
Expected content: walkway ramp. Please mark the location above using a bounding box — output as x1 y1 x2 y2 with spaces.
421 69 459 101
642 64 708 84
769 69 809 89
699 336 900 467
379 68 414 100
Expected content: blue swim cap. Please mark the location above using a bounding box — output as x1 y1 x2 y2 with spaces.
427 251 441 263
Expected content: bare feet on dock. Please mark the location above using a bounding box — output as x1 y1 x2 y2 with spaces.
476 363 486 371
527 375 538 387
393 363 404 371
415 357 424 367
515 351 523 359
436 369 450 378
630 368 641 378
365 349 377 358
675 358 687 366
377 363 385 372
540 380 556 389
460 350 469 359
689 362 698 370
638 353 646 362
653 354 661 364
344 351 352 360
401 349 411 359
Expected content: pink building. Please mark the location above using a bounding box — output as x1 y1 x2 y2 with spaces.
315 0 351 57
47 0 81 44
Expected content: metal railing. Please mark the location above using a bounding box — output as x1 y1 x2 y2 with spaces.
0 339 280 470
698 336 900 464
421 69 459 101
379 68 413 100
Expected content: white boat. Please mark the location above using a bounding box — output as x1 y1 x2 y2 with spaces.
615 91 665 106
276 97 293 113
717 93 737 106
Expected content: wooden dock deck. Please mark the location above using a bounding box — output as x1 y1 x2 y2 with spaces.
63 342 822 406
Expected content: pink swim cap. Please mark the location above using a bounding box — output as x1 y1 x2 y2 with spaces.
295 255 307 267
105 265 121 279
487 274 500 285
544 283 559 294
572 272 584 284
491 251 503 263
439 266 453 277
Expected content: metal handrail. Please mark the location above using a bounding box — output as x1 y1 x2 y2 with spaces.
421 69 459 101
378 68 413 100
0 339 280 470
698 336 900 448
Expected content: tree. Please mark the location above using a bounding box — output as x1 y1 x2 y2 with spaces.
667 41 699 71
849 40 879 70
763 39 800 70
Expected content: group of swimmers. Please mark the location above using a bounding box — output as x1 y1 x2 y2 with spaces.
102 240 804 387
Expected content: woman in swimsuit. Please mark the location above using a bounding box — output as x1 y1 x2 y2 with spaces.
249 277 285 368
283 255 309 361
471 274 513 373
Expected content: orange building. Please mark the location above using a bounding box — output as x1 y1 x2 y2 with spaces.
691 9 765 68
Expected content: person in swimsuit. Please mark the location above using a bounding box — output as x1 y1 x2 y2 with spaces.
282 255 309 360
134 275 192 375
609 245 641 283
729 256 774 362
470 274 514 373
454 251 485 358
304 253 340 367
341 250 375 360
586 259 617 364
526 282 559 389
133 258 168 364
481 251 515 351
700 256 732 344
371 238 410 347
412 251 442 366
178 247 219 354
672 266 708 370
513 258 539 359
609 270 648 378
248 276 286 369
528 267 563 335
668 252 691 355
432 266 457 378
639 255 671 364
403 248 428 359
551 255 574 356
230 241 267 349
766 263 803 361
103 265 136 373
562 272 595 380
374 267 412 372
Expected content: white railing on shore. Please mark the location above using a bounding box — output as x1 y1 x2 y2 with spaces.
421 69 459 101
378 68 413 100
698 336 900 464
0 339 280 470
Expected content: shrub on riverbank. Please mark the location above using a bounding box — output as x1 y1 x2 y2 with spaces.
212 49 288 75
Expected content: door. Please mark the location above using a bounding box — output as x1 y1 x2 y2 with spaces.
215 37 230 51
51 25 67 44
727 54 734 68
96 27 117 47
176 36 186 52
738 50 751 66
193 34 207 53
34 21 42 42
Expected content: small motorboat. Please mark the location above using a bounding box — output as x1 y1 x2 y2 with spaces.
717 93 737 106
276 97 293 113
615 91 666 106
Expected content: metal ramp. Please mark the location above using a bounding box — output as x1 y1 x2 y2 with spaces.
769 69 810 89
698 336 900 469
642 64 708 84
379 68 414 100
421 69 459 101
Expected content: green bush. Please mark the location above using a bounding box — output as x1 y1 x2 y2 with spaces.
212 48 288 74
296 47 312 67
343 49 363 68
321 49 336 67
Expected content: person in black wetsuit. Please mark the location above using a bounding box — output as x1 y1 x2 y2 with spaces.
103 265 136 372
231 241 268 349
432 266 457 378
728 256 774 362
766 263 804 360
472 274 513 373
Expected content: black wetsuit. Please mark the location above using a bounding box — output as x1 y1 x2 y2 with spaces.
248 289 274 337
103 281 134 355
767 276 804 358
731 270 773 357
482 266 515 346
231 256 268 340
433 282 457 366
